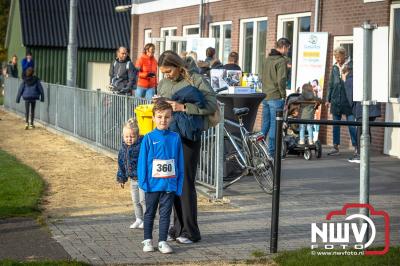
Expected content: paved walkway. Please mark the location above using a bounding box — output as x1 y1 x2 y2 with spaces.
49 152 400 265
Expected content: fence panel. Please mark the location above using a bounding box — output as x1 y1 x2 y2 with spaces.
3 78 224 198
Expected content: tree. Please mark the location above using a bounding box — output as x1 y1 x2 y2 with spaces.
0 0 11 62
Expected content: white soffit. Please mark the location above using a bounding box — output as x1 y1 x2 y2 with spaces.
132 0 222 14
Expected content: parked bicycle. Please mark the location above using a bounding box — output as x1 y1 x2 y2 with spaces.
216 88 274 194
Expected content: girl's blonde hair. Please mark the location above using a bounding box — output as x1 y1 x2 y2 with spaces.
123 118 140 136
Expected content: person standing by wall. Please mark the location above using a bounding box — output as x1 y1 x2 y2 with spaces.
260 38 291 158
156 50 217 244
135 43 158 100
325 47 357 156
16 67 44 129
6 55 19 78
223 52 241 71
21 51 34 79
109 46 137 95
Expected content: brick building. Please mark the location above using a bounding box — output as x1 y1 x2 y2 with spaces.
127 0 399 157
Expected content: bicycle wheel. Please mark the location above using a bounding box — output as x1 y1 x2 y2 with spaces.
250 141 274 194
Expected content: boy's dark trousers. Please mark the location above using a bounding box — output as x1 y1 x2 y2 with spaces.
25 100 36 125
170 139 201 242
144 191 175 242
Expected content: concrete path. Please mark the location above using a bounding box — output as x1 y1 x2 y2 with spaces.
49 151 400 265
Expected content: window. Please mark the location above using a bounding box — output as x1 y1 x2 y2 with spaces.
390 4 400 99
239 17 268 74
209 21 232 64
160 27 177 38
144 29 152 46
277 12 311 91
183 24 200 37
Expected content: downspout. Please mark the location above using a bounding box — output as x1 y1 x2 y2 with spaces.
199 0 204 37
314 0 320 32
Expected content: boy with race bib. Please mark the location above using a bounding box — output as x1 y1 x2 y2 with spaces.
138 100 184 254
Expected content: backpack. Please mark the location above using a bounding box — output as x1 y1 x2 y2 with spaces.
206 101 222 129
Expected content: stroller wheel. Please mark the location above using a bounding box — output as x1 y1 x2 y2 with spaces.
304 149 312 160
315 140 322 158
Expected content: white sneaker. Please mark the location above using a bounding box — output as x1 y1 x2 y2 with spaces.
129 219 143 229
167 235 175 242
142 239 154 252
308 140 314 145
158 241 173 254
138 222 144 229
176 236 193 244
298 140 305 145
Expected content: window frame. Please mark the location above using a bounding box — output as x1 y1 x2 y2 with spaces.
183 24 200 37
144 29 152 46
333 35 353 62
239 16 268 74
160 26 177 38
277 12 312 91
389 3 400 102
209 21 232 64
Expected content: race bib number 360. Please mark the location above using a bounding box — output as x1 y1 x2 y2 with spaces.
152 159 176 178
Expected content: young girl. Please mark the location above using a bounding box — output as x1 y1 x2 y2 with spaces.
16 67 44 129
116 118 145 229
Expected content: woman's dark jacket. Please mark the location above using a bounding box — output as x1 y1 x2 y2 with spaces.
16 76 44 103
327 63 352 116
169 85 206 141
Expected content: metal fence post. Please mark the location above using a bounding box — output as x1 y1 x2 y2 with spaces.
270 110 283 253
96 89 101 145
215 103 224 199
125 93 129 121
360 21 376 244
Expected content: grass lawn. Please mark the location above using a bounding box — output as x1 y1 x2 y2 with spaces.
274 246 400 266
0 149 44 218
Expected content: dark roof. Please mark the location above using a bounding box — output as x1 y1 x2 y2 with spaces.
20 0 131 49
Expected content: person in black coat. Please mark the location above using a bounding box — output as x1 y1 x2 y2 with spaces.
16 67 44 129
342 65 381 163
223 52 241 71
6 55 19 78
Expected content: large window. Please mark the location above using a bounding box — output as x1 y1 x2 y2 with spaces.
277 13 311 91
209 21 232 64
390 4 400 99
239 17 268 74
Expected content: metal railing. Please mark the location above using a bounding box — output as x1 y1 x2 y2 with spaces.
3 78 224 198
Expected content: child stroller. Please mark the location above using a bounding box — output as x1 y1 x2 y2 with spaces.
282 93 322 160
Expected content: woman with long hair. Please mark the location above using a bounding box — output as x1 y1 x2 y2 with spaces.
156 50 217 244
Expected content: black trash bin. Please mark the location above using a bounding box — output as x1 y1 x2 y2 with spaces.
216 93 266 180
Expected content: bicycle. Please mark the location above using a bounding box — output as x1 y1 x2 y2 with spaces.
222 106 275 194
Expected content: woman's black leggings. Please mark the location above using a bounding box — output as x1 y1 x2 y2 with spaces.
25 101 36 124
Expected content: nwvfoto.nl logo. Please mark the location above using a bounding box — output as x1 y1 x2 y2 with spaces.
311 203 390 255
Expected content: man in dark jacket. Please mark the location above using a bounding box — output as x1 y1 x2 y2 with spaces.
6 55 19 78
325 47 357 156
109 46 137 95
260 37 291 157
